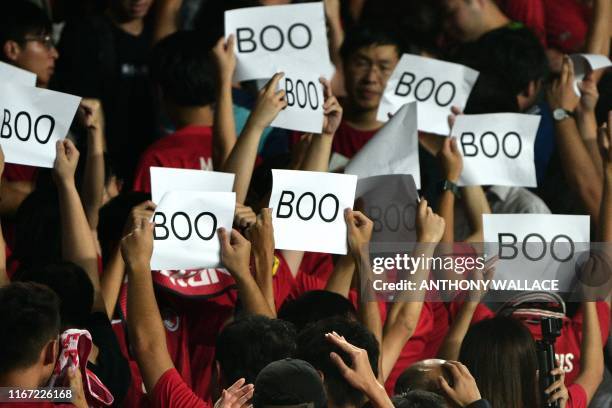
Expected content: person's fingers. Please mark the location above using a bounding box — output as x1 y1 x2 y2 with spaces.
329 351 352 376
550 367 564 377
545 379 564 394
266 72 285 94
56 139 66 158
352 211 370 227
566 56 575 83
230 228 247 245
275 89 286 101
426 206 433 216
325 332 359 355
444 361 462 381
451 106 462 115
218 228 230 249
319 77 332 99
438 376 455 398
226 34 235 52
261 208 272 223
227 378 246 392
450 137 459 154
235 386 254 407
137 200 157 211
548 389 568 403
560 56 570 84
418 199 428 218
344 208 355 229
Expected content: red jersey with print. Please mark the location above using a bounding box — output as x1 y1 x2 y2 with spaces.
151 368 210 408
332 120 380 159
133 126 214 193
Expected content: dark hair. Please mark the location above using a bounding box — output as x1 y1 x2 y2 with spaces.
391 391 447 408
149 30 216 107
0 282 60 372
296 317 380 407
14 188 62 268
463 72 519 114
15 262 94 329
459 316 539 408
215 315 297 386
0 1 52 61
278 290 358 332
340 24 402 62
453 26 547 96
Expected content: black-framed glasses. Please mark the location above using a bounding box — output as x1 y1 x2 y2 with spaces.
22 34 56 50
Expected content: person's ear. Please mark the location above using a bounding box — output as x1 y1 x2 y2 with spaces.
317 369 325 382
3 40 21 62
42 338 59 367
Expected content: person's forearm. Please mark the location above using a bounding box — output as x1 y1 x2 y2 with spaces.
58 179 104 311
152 0 183 43
600 165 612 241
437 301 478 360
576 302 604 402
325 254 355 297
213 78 237 169
439 191 455 243
576 111 603 178
364 380 393 408
0 218 7 287
300 133 333 172
585 0 611 58
100 245 126 319
223 120 265 204
80 129 105 230
233 269 275 317
460 186 490 242
555 119 602 222
253 250 276 315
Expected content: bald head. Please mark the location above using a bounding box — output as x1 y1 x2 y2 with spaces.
394 359 452 395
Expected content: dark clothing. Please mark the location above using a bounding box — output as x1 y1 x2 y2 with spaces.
466 400 492 408
53 14 155 183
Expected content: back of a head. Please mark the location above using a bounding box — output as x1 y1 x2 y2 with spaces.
0 282 60 374
278 290 358 332
296 317 379 408
254 358 326 408
149 30 216 107
0 1 51 62
215 315 297 386
340 24 402 63
15 262 94 329
459 316 539 408
463 72 519 114
455 26 547 97
391 391 447 408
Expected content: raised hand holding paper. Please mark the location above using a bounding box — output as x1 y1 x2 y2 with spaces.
150 166 235 204
224 2 331 82
0 61 36 86
151 191 236 270
270 69 324 133
570 54 612 95
269 169 357 254
451 113 540 187
0 83 81 167
345 102 421 188
377 54 478 135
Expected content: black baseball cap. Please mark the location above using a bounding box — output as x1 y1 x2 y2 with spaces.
253 358 327 408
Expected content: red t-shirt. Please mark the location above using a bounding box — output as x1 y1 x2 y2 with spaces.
151 368 210 408
133 126 214 193
567 383 587 408
332 121 380 159
2 163 38 183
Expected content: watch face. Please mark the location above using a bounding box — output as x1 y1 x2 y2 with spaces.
553 109 567 121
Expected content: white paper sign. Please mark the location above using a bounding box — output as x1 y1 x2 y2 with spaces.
451 113 540 187
150 167 235 204
483 214 590 292
377 54 479 136
570 54 612 95
0 83 81 167
225 2 331 82
0 62 36 87
270 69 324 133
346 102 421 188
151 191 236 270
269 169 357 254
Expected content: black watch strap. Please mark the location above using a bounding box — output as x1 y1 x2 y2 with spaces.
442 179 461 198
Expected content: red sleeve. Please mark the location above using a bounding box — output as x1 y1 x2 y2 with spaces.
152 368 210 408
132 154 158 193
566 383 587 408
2 163 38 183
499 0 547 47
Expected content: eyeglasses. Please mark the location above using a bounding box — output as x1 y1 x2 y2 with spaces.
22 34 56 50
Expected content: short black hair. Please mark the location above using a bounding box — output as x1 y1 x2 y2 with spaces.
464 72 520 114
296 317 380 407
0 282 60 373
149 30 216 107
391 391 447 408
0 1 52 61
278 290 358 332
453 26 548 96
15 262 94 329
215 315 297 386
340 24 402 62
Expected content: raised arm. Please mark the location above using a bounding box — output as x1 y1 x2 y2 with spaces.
381 200 445 381
573 302 604 404
599 111 612 242
584 0 611 64
437 137 463 244
78 99 106 232
575 73 603 177
0 146 7 287
54 139 104 313
245 208 276 315
222 73 287 204
211 36 238 169
547 56 602 223
218 227 275 318
460 186 491 243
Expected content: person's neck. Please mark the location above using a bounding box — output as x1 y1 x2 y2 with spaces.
169 105 215 129
106 8 144 36
482 3 511 33
343 103 382 131
0 367 46 389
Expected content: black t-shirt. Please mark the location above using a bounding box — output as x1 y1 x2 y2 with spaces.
85 312 131 407
53 15 155 183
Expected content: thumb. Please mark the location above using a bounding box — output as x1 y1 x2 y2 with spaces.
218 228 230 249
56 140 66 159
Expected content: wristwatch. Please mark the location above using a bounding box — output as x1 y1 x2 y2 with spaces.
442 179 461 198
552 108 574 122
